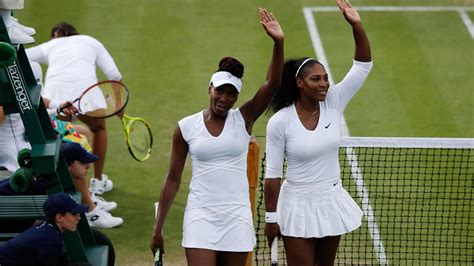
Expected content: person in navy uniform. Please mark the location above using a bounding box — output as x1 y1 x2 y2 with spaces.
0 192 88 265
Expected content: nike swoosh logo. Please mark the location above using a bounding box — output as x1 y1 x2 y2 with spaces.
325 123 331 129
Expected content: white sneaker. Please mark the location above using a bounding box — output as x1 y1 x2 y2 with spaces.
86 207 123 229
91 193 117 212
6 22 35 44
89 174 113 194
10 17 36 36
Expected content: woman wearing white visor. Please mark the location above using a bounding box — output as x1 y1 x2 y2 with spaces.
150 7 284 266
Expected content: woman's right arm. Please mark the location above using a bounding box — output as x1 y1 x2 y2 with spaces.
150 125 188 256
264 115 285 246
264 178 281 246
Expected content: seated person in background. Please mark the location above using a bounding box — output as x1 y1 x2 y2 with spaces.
0 143 123 229
61 142 123 229
0 61 76 174
0 192 88 265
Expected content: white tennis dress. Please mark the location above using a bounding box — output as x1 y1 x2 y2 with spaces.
26 35 122 112
178 109 256 251
265 60 373 238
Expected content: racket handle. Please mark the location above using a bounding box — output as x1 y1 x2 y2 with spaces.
154 248 163 266
271 237 279 265
154 202 159 218
153 202 163 265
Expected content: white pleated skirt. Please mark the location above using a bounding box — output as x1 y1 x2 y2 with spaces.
182 205 256 252
277 179 362 238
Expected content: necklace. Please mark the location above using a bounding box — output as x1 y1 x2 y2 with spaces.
296 102 319 116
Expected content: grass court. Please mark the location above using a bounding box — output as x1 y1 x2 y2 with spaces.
17 0 473 264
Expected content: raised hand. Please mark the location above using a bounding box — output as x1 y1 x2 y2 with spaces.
259 7 284 42
336 0 362 26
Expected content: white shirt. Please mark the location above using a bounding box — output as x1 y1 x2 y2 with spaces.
265 60 373 184
179 109 251 209
26 35 122 103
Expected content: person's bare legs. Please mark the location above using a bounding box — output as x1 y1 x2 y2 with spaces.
185 248 216 266
78 115 107 180
185 249 248 266
314 235 341 266
217 251 248 266
283 236 315 266
283 235 341 266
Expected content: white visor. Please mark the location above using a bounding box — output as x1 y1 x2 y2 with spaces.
209 71 242 92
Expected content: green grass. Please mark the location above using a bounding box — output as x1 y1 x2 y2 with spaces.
15 0 474 264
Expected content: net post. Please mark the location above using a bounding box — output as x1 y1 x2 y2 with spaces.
246 136 260 266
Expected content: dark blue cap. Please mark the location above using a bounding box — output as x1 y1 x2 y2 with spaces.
43 192 89 217
61 142 98 165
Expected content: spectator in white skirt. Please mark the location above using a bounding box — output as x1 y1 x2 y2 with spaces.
264 0 373 265
26 21 123 195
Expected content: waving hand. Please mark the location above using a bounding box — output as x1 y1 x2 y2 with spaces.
336 0 361 26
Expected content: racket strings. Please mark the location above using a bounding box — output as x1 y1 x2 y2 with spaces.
79 81 128 118
128 119 152 161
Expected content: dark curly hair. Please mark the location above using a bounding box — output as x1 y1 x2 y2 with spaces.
216 57 244 79
267 57 324 114
51 22 79 38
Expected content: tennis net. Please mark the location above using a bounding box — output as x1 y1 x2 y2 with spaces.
254 137 473 265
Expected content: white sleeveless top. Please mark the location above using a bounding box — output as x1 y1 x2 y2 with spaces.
178 109 251 209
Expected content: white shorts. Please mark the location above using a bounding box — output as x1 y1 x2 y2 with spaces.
182 205 256 252
277 179 362 238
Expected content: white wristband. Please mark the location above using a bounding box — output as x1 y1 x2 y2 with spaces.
48 99 60 110
265 212 277 223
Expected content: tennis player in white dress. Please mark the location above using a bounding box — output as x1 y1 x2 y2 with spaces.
150 7 284 266
264 1 373 265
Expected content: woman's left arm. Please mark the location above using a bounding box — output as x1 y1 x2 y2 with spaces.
240 7 284 131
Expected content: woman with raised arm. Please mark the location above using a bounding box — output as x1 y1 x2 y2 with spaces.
150 7 284 266
264 0 372 265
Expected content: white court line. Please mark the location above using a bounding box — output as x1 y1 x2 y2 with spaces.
302 7 388 265
458 10 474 39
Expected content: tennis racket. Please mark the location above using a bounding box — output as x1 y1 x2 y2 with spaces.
271 237 279 266
59 80 129 118
154 202 163 266
121 114 153 162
